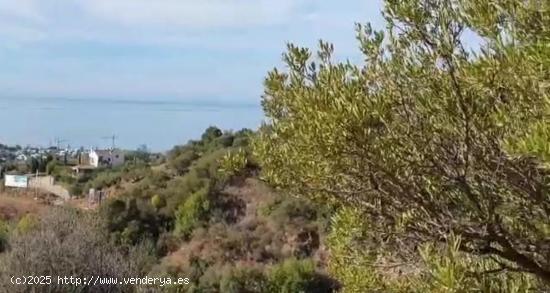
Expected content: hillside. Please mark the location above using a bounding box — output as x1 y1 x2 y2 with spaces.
99 127 336 291
0 126 337 292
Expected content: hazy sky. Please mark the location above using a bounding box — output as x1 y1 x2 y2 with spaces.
0 0 385 105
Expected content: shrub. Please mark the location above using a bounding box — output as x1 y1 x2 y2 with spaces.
45 160 59 175
174 187 211 238
201 126 223 142
155 232 180 257
169 148 199 175
15 214 38 234
86 171 122 190
219 148 249 180
193 149 227 179
220 266 269 293
267 258 332 293
102 198 169 245
232 129 254 148
215 133 236 149
151 194 166 210
69 183 84 197
0 219 8 252
0 207 156 293
163 171 209 215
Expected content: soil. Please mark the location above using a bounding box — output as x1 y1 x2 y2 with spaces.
0 189 52 221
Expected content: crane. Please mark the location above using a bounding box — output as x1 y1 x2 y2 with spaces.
101 135 118 150
54 137 67 150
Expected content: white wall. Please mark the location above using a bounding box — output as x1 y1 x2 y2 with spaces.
5 175 28 188
89 151 99 167
89 150 124 167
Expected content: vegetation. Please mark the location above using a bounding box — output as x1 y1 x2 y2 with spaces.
267 258 333 293
174 186 211 238
219 266 269 293
0 207 155 293
27 155 53 174
1 0 548 292
252 0 550 291
0 219 8 253
15 214 38 234
23 126 327 292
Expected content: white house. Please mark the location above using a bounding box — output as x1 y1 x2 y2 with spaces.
89 149 125 168
16 154 27 161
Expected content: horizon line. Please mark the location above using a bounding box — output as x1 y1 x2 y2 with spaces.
0 96 261 108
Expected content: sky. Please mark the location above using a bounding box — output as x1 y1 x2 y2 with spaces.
0 0 385 105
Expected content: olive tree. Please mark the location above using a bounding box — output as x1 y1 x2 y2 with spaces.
254 0 550 285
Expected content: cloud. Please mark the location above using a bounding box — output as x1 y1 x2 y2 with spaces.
0 0 384 102
0 24 46 47
0 0 322 50
0 0 46 24
0 0 49 46
0 0 377 51
76 0 308 29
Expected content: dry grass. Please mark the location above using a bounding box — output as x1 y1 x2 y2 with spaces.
0 190 50 221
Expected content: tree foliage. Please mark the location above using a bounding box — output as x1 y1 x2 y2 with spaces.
201 126 223 142
327 207 539 292
254 0 550 287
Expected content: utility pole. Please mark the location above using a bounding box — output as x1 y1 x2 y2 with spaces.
35 168 38 199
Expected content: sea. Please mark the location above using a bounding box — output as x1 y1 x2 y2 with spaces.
0 97 264 152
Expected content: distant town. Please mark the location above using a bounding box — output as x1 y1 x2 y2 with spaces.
0 143 83 165
0 140 161 206
0 142 155 177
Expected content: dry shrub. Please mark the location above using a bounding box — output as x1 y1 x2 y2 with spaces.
0 207 155 293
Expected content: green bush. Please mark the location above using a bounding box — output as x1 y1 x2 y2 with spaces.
174 187 211 238
254 0 550 286
192 149 227 179
16 214 38 234
151 194 166 210
267 259 318 293
219 148 249 180
86 171 122 190
69 183 83 197
102 198 169 245
169 148 199 175
45 160 59 175
162 170 209 215
232 129 254 148
201 126 223 142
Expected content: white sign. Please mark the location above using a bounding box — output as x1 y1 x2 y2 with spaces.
4 175 28 188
